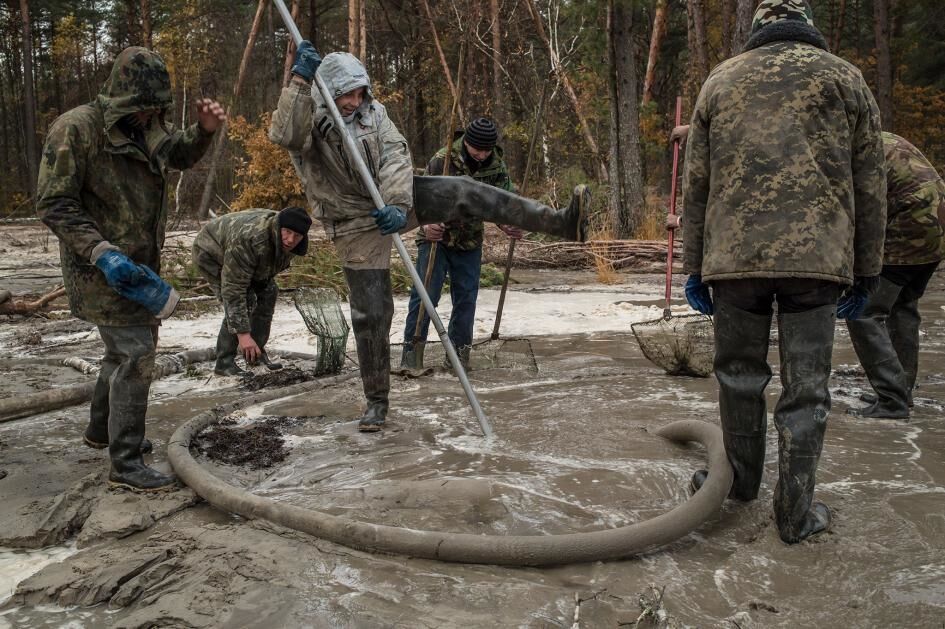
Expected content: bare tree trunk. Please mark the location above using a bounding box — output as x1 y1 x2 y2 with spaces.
308 0 319 46
18 0 38 201
282 0 301 87
608 0 644 238
831 0 847 51
642 0 666 106
873 0 893 130
686 0 710 96
490 0 503 124
721 0 734 58
418 0 465 123
732 0 755 53
359 0 366 63
140 0 152 47
524 0 608 182
348 0 361 58
196 0 267 221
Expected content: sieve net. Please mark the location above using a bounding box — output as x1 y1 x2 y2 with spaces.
293 287 351 375
392 336 538 374
631 313 715 377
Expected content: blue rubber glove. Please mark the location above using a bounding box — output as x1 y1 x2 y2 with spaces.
111 264 180 319
837 276 879 321
371 205 408 235
290 40 322 82
685 274 714 316
94 249 144 289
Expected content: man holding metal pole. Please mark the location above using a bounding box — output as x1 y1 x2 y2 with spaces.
269 38 590 433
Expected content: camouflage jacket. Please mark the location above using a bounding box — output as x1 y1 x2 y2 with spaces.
417 134 514 251
682 36 886 284
268 53 413 239
36 47 213 326
882 132 945 265
193 210 296 334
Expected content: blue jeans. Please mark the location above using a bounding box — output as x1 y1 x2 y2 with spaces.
403 242 482 350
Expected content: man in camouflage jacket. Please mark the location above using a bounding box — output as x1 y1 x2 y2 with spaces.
270 43 590 433
192 207 312 376
847 133 945 418
681 0 886 543
400 118 523 371
36 47 224 491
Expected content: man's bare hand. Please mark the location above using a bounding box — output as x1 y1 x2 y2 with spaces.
237 332 261 364
424 223 446 242
670 124 690 146
499 224 524 240
196 98 227 134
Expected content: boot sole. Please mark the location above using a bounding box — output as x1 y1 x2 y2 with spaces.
358 424 384 433
108 479 177 493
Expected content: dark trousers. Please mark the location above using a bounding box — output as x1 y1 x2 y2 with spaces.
710 278 840 502
403 242 482 350
89 325 158 457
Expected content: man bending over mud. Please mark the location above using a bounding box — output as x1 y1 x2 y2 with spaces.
269 42 591 433
192 207 313 376
36 47 226 492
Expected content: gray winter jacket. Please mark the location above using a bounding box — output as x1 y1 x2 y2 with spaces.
269 52 414 238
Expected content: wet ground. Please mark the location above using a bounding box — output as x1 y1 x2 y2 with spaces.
0 224 944 627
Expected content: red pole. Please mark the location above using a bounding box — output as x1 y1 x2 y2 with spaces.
663 96 683 319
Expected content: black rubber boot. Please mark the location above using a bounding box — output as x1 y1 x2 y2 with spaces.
345 268 393 433
85 345 152 454
100 327 176 492
251 281 282 370
214 320 246 376
414 177 591 242
846 279 910 419
773 304 835 544
689 469 709 494
888 293 921 406
713 299 774 501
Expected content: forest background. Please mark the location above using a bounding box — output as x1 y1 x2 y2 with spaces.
2 0 944 242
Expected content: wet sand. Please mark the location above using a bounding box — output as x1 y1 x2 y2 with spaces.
0 224 943 627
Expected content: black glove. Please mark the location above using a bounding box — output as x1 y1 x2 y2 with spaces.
291 40 322 82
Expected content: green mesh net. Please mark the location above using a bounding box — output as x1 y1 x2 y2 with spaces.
631 313 715 377
293 287 351 375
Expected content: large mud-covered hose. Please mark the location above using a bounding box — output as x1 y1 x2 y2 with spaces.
168 378 733 566
0 348 318 423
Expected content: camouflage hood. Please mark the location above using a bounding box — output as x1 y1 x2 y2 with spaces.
316 52 373 117
97 47 173 133
744 0 827 52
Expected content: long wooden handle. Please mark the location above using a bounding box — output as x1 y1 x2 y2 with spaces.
664 96 683 319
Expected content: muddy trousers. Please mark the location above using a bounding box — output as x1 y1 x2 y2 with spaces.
846 277 911 416
344 268 394 429
412 176 589 242
215 280 278 372
712 279 840 543
89 326 172 489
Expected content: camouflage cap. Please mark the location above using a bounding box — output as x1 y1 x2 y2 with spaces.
99 47 173 129
751 0 815 33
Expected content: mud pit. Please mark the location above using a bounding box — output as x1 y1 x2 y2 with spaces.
1 224 944 627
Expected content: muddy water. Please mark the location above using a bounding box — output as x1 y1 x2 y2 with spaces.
0 265 943 626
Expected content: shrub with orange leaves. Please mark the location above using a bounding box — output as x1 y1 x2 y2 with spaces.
228 113 307 212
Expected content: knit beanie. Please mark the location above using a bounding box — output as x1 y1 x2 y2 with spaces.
464 117 498 151
278 206 312 236
751 0 815 33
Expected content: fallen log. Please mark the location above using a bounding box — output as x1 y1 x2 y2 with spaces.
0 286 66 316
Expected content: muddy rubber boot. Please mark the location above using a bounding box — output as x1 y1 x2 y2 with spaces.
713 299 773 501
846 279 910 419
213 321 246 376
345 268 393 433
773 304 835 544
413 176 591 242
101 327 176 492
689 469 709 494
443 344 472 373
84 352 153 454
888 294 921 407
250 281 282 371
